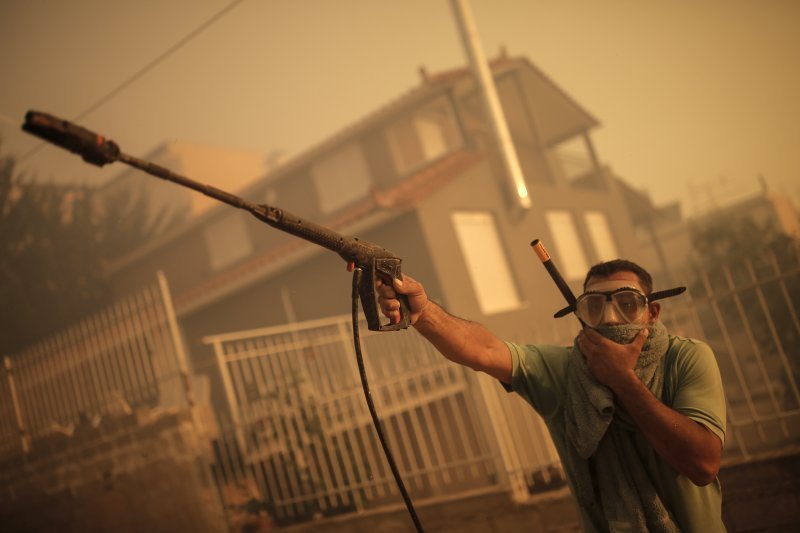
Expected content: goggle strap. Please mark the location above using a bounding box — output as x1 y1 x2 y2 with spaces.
554 304 574 319
552 286 686 319
649 286 686 301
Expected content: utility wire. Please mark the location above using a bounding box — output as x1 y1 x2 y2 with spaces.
18 0 245 164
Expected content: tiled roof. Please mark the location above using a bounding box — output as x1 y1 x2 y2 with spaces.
173 149 484 315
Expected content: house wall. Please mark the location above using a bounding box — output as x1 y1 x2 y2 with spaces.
177 210 445 415
414 157 642 344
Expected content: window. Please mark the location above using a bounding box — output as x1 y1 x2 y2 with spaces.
416 116 448 160
545 210 589 280
451 211 521 315
386 95 462 175
310 142 371 214
551 135 594 181
205 212 253 270
584 211 619 262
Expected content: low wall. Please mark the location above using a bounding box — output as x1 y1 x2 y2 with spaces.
280 450 800 533
719 449 800 532
281 487 580 533
0 409 223 533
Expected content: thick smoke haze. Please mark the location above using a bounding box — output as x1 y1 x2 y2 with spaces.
1 0 798 214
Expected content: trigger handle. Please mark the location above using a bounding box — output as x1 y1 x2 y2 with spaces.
370 257 411 331
393 292 412 330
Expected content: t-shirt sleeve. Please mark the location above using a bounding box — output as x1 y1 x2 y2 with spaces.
670 339 727 444
503 341 569 419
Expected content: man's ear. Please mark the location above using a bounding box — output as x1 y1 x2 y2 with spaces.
648 302 661 322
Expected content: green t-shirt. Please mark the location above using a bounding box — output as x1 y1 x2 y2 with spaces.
505 335 726 532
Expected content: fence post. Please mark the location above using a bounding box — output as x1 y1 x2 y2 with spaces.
156 271 230 532
4 356 31 454
209 337 247 455
470 372 529 501
157 271 196 410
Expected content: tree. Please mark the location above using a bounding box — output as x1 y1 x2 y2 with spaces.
0 154 109 353
689 214 794 265
0 150 186 355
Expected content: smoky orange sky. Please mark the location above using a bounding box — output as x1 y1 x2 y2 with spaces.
1 0 798 216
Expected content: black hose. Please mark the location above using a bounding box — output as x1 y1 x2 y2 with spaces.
350 267 424 532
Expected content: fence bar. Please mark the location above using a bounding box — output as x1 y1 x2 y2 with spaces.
698 267 766 443
745 258 800 406
3 357 31 453
722 264 789 438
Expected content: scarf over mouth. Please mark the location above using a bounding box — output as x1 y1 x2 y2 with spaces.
564 321 680 533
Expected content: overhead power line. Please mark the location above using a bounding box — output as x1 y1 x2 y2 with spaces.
19 0 245 164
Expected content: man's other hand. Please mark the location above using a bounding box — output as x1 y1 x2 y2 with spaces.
578 327 649 391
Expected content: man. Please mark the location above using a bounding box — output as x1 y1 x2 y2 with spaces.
377 259 726 532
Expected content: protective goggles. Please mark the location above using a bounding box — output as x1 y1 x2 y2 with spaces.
553 286 686 324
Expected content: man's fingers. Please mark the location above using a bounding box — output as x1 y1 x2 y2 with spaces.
376 281 396 299
583 326 648 348
383 309 401 324
632 326 650 349
376 273 429 325
583 327 606 344
379 296 401 312
377 276 409 323
393 274 423 295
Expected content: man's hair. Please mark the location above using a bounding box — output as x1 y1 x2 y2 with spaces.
583 259 653 295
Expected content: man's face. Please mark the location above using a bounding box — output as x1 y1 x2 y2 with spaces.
581 271 660 326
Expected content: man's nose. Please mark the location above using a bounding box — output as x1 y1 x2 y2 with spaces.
600 303 625 325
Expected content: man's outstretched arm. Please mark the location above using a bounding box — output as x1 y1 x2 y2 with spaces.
377 275 512 384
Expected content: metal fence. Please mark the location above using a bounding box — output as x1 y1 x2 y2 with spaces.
661 245 800 461
203 315 562 526
0 272 193 458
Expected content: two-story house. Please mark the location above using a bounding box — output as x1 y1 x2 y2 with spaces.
105 54 644 364
47 53 672 526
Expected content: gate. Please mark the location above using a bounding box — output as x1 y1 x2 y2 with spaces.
204 315 561 526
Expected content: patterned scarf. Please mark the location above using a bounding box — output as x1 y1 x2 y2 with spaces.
564 321 680 532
